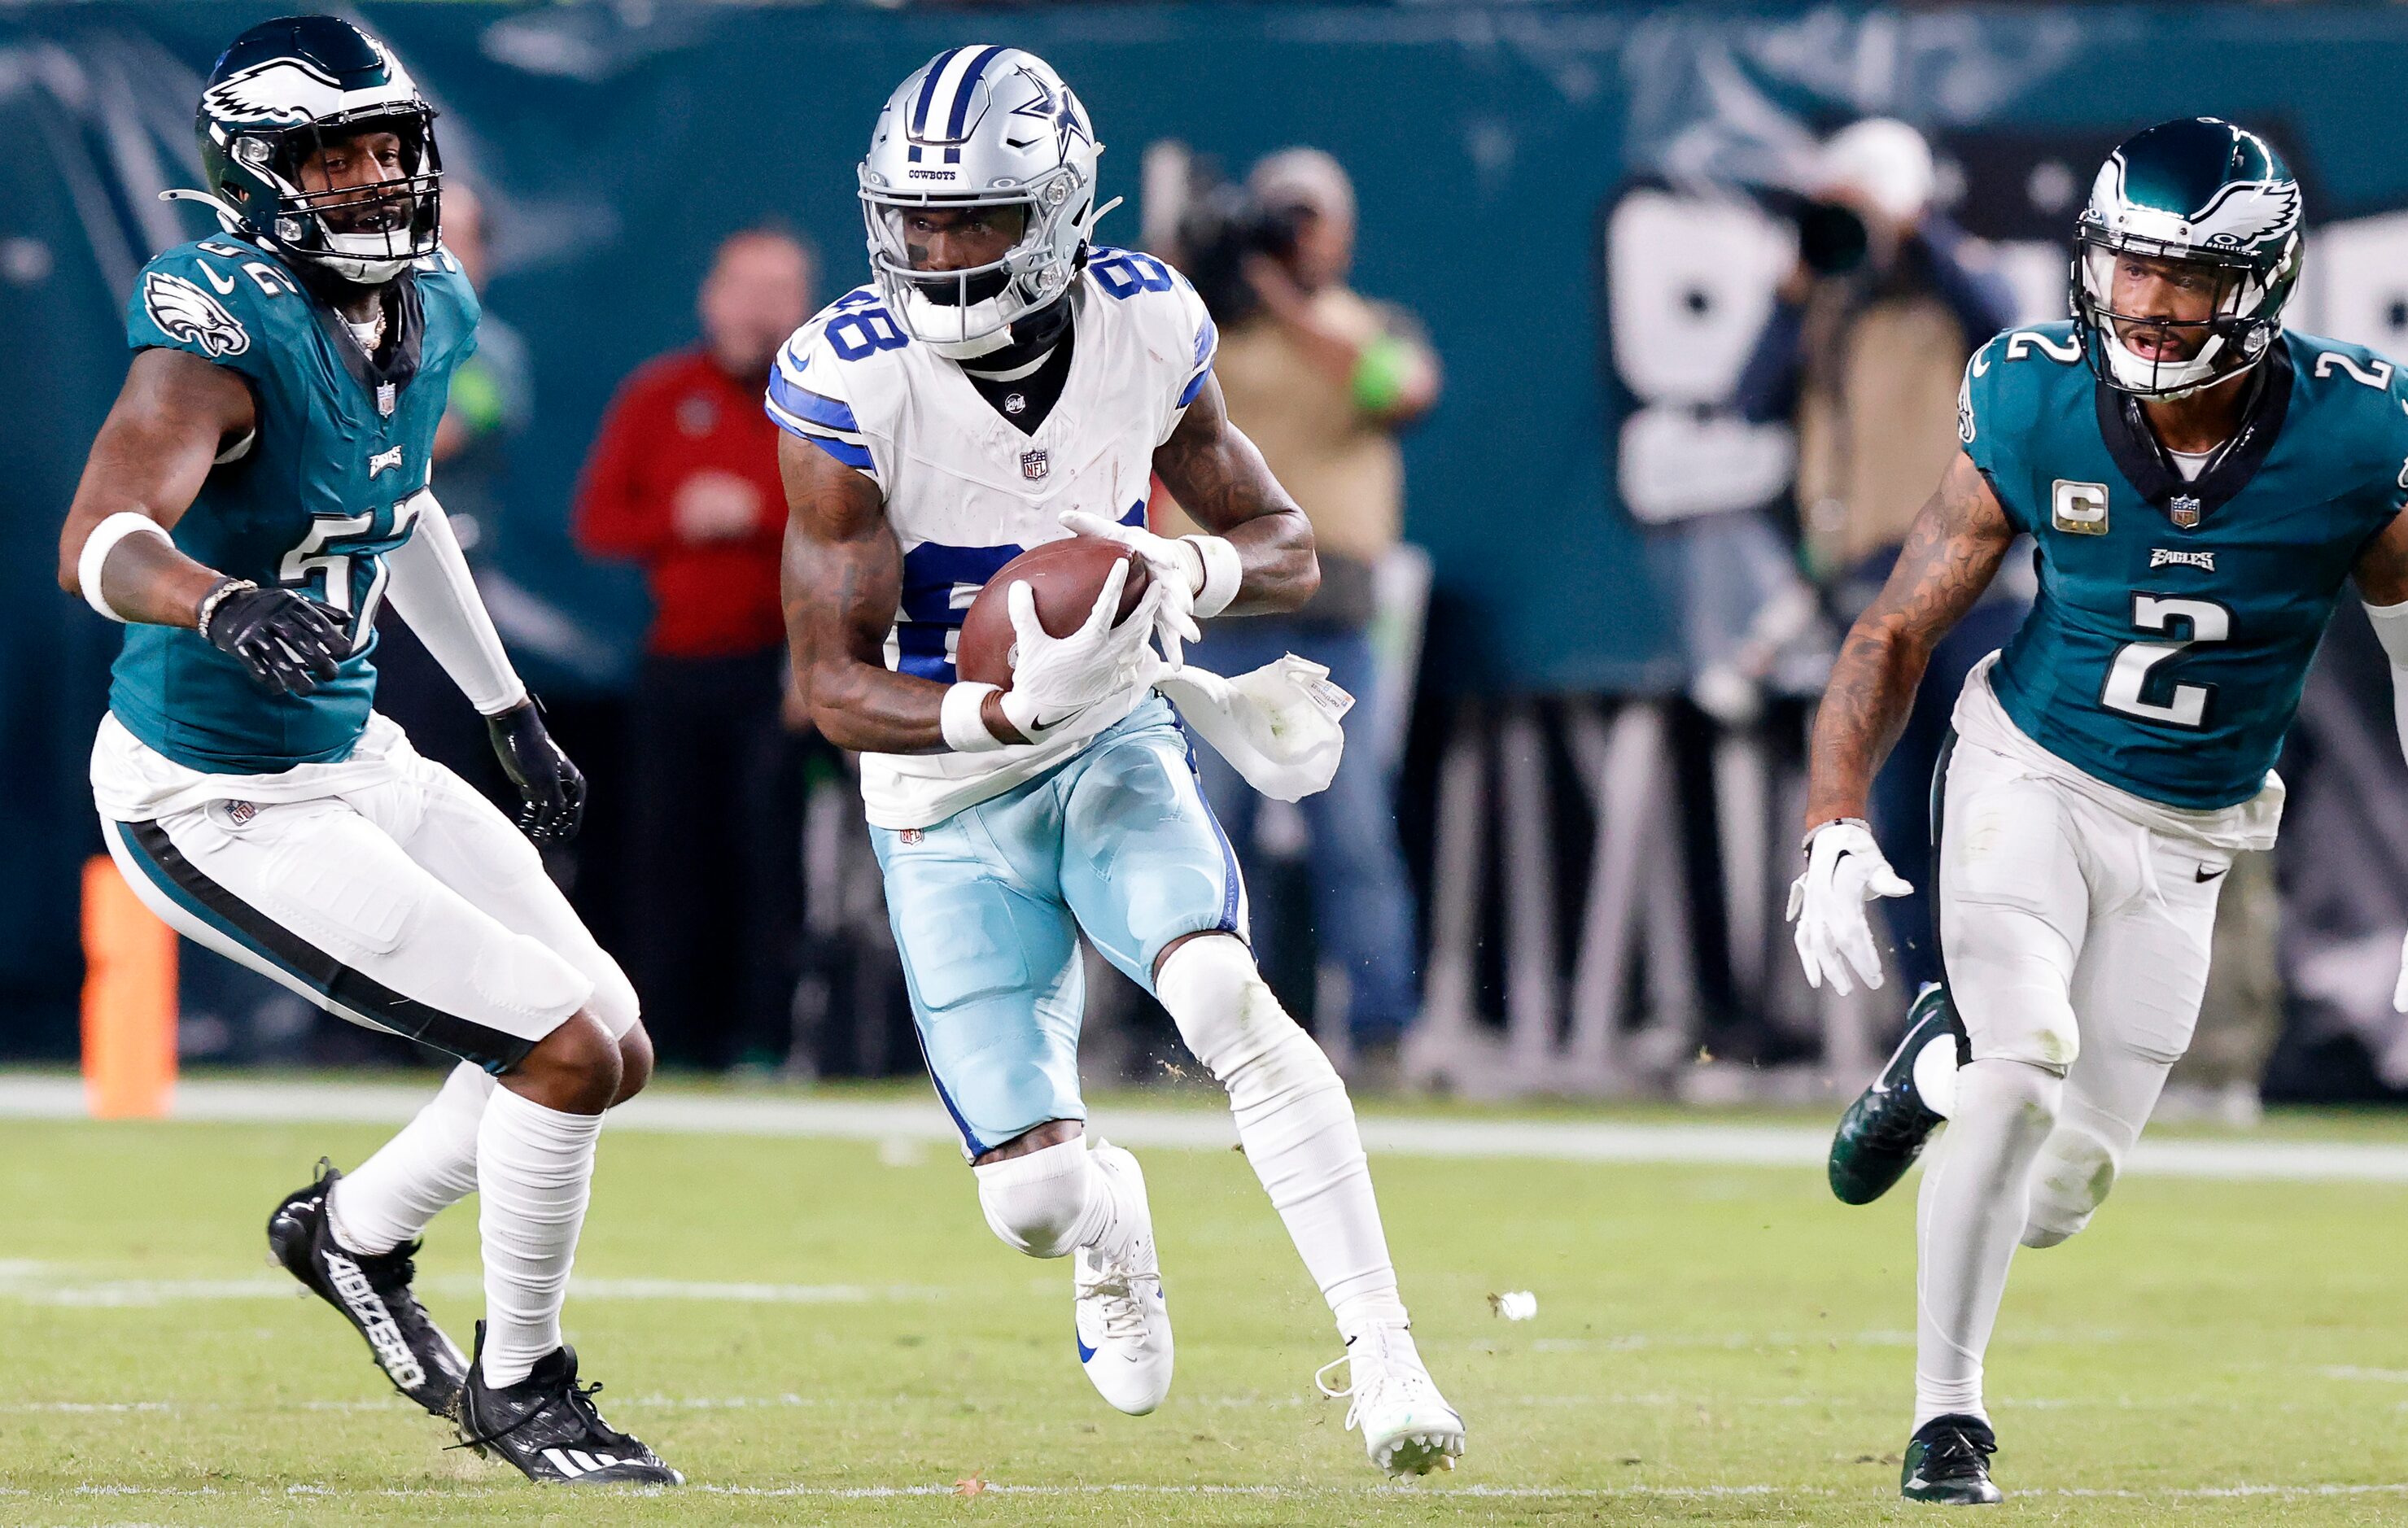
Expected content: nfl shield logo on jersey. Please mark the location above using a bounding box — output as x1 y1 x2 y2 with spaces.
2170 494 2203 529
1021 449 1050 482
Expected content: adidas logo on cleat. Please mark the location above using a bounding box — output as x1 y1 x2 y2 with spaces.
543 1447 630 1478
321 1248 426 1390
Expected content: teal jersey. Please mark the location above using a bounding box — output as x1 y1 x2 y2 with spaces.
111 236 479 773
1962 321 2408 810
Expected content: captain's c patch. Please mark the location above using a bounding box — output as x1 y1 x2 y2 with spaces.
2051 479 2109 536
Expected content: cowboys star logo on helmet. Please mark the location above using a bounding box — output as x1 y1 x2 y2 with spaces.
856 46 1118 360
2073 117 2304 399
140 269 250 358
172 15 444 286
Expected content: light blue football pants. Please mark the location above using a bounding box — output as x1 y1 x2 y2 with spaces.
871 699 1247 1156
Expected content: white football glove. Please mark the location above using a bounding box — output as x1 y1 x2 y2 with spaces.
1058 509 1204 669
1786 819 1914 997
2393 933 2408 1015
999 559 1169 740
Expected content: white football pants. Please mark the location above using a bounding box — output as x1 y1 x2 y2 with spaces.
1915 732 2231 1425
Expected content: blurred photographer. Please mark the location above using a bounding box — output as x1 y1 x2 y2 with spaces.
1737 119 2021 990
1737 119 2019 580
1161 146 1438 1081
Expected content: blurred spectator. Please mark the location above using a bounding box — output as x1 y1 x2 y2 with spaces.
575 228 815 1069
1734 120 2021 989
1178 147 1439 1081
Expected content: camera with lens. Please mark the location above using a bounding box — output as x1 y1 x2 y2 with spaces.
1169 162 1309 325
1778 194 1872 279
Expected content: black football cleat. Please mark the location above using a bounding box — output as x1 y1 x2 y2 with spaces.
1829 983 1960 1206
268 1161 467 1417
452 1321 683 1485
1901 1413 2004 1504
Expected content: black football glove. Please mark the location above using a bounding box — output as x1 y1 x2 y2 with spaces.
200 580 349 697
487 699 586 844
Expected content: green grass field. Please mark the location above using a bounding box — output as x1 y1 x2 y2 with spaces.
4 1085 2408 1526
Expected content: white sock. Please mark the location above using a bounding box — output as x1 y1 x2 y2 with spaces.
973 1137 1135 1261
476 1085 603 1387
1914 1057 2062 1430
1156 936 1408 1339
328 1062 495 1256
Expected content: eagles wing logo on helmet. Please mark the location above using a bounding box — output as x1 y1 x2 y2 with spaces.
2097 149 2302 253
142 270 250 359
199 57 348 126
2190 177 2302 251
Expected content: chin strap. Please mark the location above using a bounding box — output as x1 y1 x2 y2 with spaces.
160 187 248 234
162 188 412 286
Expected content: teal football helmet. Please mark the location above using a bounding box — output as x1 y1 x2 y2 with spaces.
190 15 442 285
2073 117 2302 399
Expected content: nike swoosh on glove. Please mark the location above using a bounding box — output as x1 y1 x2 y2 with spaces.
202 584 350 697
1785 820 1913 997
1057 509 1204 669
999 559 1171 741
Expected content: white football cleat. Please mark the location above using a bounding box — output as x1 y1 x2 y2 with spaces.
1072 1142 1173 1415
1317 1323 1466 1477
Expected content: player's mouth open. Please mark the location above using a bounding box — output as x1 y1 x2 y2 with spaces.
2117 325 2196 362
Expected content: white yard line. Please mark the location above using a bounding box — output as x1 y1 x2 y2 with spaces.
12 1480 2408 1501
7 1074 2408 1182
0 1262 944 1308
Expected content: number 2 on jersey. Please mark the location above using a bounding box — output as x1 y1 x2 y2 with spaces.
2100 594 2231 727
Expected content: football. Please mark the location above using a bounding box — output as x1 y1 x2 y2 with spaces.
955 535 1151 688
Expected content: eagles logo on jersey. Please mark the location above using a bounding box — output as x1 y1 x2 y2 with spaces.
140 269 251 359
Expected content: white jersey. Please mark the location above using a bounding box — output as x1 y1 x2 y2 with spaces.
767 247 1217 829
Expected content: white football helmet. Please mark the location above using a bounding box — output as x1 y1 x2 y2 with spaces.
858 46 1112 359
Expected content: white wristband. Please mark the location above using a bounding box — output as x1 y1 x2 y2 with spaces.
2367 596 2408 668
942 681 1007 753
1184 534 1243 618
78 513 173 623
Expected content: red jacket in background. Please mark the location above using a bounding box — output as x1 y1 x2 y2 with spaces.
574 347 788 661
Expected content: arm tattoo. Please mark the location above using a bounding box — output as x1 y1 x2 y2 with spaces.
1803 452 2016 829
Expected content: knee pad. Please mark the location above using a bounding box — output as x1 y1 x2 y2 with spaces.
2021 1123 2119 1249
472 932 594 1028
1156 935 1337 1097
580 952 641 1042
973 1138 1094 1259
